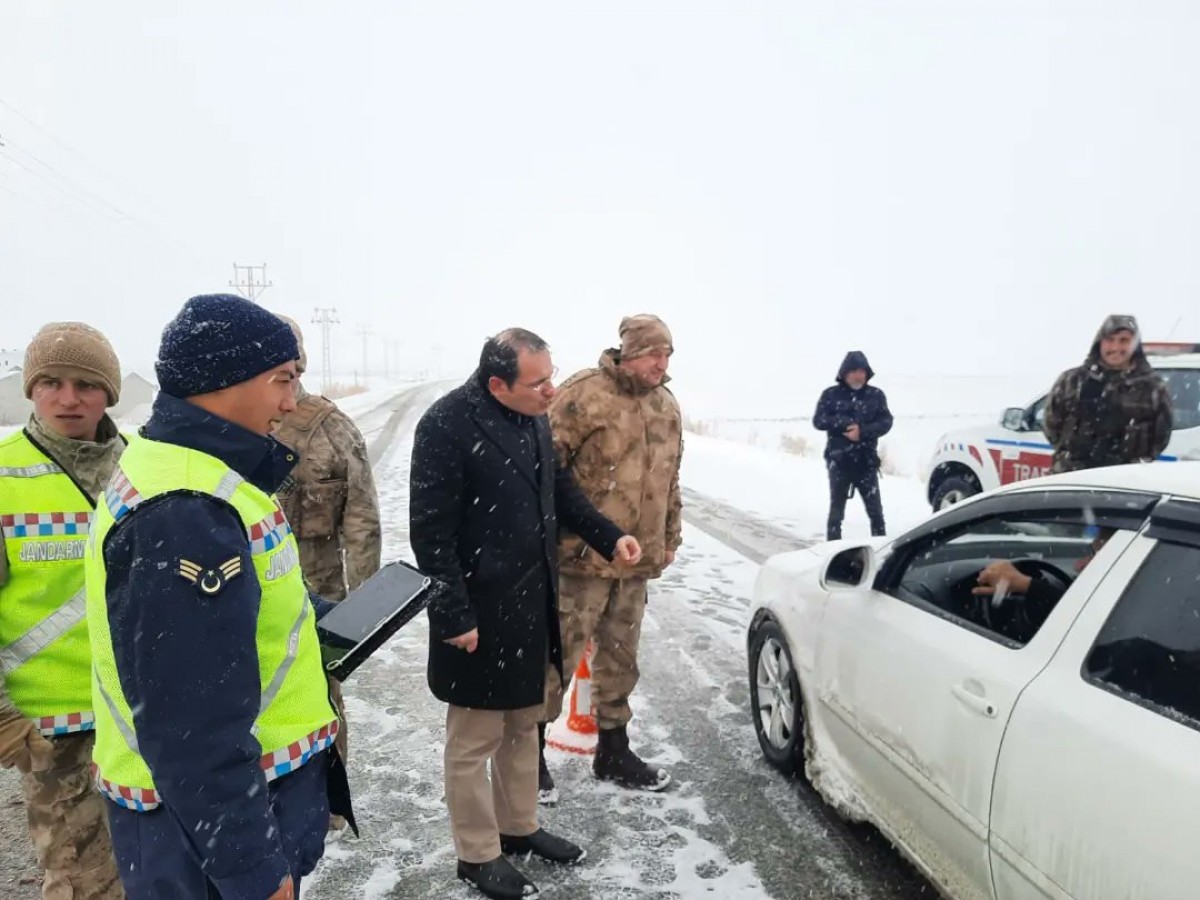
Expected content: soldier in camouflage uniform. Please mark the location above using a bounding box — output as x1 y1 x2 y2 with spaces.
272 317 381 827
0 323 124 899
273 318 382 602
1044 314 1173 474
539 315 683 799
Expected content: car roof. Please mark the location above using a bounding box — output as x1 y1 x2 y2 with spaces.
1149 353 1200 368
993 462 1200 502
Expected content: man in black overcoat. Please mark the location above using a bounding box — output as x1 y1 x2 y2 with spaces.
410 328 642 900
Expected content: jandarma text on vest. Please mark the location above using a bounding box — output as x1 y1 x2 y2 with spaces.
19 540 88 562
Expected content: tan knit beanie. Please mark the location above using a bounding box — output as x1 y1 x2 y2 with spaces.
619 314 673 360
23 322 121 406
276 314 308 374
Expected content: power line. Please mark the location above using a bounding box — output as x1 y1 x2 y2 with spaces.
229 263 273 302
356 324 370 379
0 148 116 221
1 134 135 221
0 97 213 270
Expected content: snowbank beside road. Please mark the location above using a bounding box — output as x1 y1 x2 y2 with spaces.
681 432 933 543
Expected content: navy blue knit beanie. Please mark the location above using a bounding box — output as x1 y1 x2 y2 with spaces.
155 294 300 397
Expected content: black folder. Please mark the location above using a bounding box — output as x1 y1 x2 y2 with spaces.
316 559 432 680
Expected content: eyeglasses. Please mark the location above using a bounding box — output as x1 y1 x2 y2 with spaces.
518 367 558 390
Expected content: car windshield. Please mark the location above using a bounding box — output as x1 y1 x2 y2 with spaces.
1160 368 1200 430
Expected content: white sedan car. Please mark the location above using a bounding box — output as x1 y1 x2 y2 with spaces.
748 464 1200 900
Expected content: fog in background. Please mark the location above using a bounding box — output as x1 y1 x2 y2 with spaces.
3 1 1198 418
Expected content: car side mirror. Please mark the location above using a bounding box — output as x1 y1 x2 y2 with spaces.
1001 407 1026 431
822 545 875 590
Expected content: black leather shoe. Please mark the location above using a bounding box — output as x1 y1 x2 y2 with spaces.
457 856 539 898
500 828 587 865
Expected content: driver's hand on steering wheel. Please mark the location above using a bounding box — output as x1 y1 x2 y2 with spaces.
973 560 1033 598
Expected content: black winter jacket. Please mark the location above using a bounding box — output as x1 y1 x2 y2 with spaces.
813 351 894 472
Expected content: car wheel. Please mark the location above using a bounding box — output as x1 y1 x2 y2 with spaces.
932 474 980 510
749 618 804 775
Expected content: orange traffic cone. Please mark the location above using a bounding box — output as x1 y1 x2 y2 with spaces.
546 641 598 755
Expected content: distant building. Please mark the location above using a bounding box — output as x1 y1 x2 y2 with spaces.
110 372 157 424
0 371 28 426
0 348 22 372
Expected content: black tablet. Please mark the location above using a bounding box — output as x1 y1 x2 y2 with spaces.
316 559 432 680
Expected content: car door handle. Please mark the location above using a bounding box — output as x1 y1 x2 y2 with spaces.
952 684 998 718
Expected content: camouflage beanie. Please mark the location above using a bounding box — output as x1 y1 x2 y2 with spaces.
619 314 673 360
276 314 308 374
23 321 121 406
1098 314 1139 339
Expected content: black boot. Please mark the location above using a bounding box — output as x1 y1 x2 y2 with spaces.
500 828 586 865
593 725 671 792
536 723 557 805
457 856 539 898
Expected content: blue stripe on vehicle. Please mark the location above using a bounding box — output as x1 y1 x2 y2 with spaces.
985 439 1177 461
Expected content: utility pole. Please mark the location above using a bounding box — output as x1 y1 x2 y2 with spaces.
382 338 400 379
356 324 370 383
229 263 272 302
312 307 339 394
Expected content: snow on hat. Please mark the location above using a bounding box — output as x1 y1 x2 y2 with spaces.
619 314 674 360
23 321 122 406
155 294 300 398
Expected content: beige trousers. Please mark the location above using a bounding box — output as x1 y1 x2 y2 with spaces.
444 704 541 863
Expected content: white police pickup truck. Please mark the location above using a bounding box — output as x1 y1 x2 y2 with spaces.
926 343 1200 510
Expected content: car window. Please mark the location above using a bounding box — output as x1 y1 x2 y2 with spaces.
1083 541 1200 729
1029 396 1047 430
884 513 1104 647
1158 368 1200 431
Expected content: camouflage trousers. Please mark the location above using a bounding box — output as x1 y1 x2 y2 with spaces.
21 732 123 900
543 575 648 730
297 537 348 602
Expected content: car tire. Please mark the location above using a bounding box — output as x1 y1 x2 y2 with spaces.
749 618 805 776
931 474 980 510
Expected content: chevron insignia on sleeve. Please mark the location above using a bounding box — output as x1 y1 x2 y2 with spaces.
178 556 243 595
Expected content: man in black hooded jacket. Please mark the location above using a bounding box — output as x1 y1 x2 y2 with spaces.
814 351 893 541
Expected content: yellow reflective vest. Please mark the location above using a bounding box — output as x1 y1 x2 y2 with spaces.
0 430 98 735
86 435 336 811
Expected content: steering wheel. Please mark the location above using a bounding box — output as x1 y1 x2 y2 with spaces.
979 558 1073 639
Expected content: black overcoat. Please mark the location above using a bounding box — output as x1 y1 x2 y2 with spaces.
409 377 623 710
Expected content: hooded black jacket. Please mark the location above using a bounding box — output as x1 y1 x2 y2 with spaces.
813 351 894 471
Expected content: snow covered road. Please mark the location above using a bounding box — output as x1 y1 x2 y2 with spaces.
302 385 933 899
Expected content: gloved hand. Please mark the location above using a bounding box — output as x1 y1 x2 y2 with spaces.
0 709 54 774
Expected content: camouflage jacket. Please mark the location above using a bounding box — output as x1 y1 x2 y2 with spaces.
550 350 683 579
1043 348 1173 473
0 413 124 718
274 389 382 601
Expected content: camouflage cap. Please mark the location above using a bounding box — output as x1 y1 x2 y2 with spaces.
1099 314 1139 338
276 314 308 374
619 314 673 360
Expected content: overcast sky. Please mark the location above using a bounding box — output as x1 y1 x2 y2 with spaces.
2 1 1198 417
